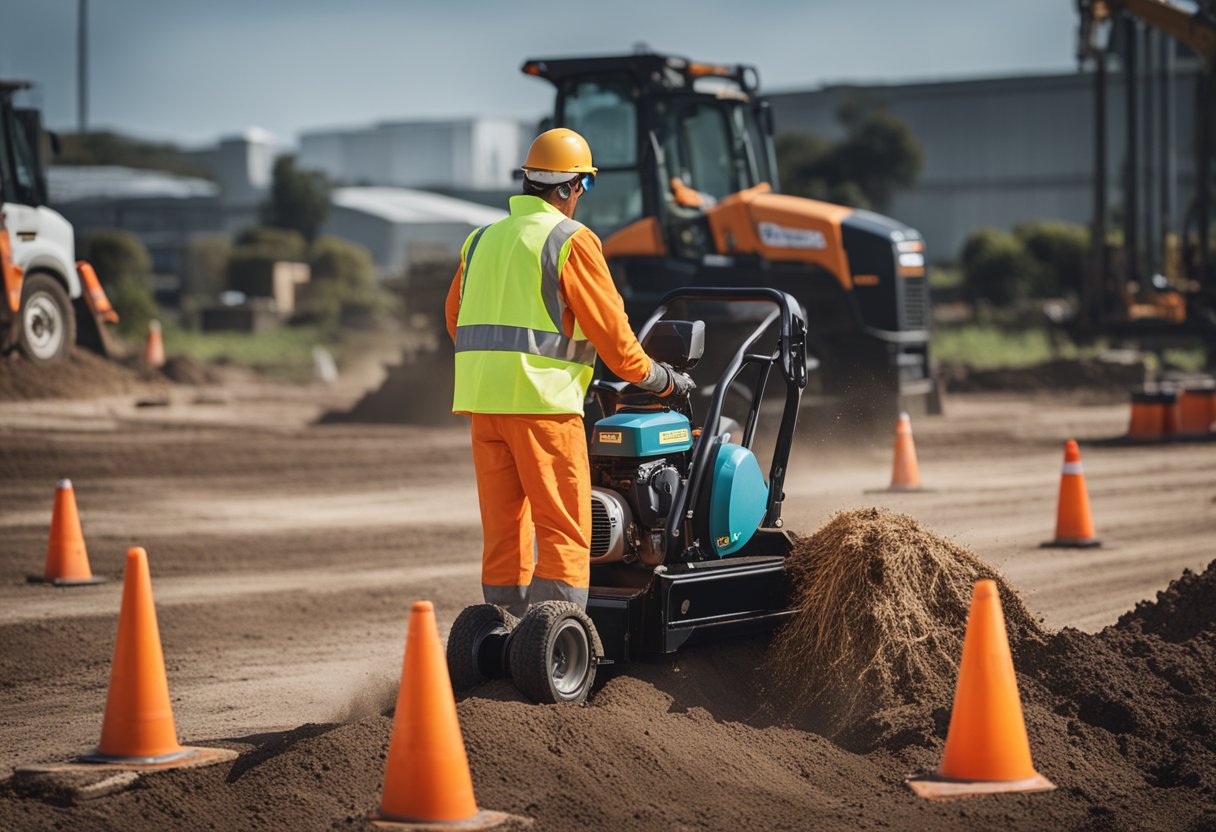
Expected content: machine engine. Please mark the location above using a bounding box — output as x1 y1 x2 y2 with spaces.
588 407 768 567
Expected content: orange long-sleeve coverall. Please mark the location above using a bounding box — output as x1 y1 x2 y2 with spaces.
446 225 652 614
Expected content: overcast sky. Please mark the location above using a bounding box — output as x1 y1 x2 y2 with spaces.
2 0 1079 148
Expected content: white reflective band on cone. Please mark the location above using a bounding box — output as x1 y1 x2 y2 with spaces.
1061 462 1084 475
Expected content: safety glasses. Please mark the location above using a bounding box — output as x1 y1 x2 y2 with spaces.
579 173 596 193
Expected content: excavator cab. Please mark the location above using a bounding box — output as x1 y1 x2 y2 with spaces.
523 53 940 422
526 56 775 253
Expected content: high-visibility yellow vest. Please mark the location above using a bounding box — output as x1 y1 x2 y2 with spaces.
453 195 597 414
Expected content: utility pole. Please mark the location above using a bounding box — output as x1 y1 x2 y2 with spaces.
78 0 88 133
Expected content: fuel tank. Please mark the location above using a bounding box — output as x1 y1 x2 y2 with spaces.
589 410 693 457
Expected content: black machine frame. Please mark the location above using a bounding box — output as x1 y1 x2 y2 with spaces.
586 287 809 662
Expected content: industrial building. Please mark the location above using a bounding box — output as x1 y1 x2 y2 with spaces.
326 187 505 276
767 56 1203 261
299 118 532 192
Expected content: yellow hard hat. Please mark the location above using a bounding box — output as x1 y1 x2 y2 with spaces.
521 128 597 177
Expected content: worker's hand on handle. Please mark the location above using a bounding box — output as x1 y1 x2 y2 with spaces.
636 360 696 398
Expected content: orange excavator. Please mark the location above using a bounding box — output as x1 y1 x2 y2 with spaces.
521 53 940 421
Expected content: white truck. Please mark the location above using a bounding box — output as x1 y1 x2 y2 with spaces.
0 80 116 364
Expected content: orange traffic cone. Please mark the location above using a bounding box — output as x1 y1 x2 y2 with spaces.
144 320 165 369
29 479 104 586
1041 439 1100 548
869 412 926 493
369 601 511 830
908 579 1054 799
78 548 234 769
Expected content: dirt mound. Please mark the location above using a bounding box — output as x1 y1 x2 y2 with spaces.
160 355 220 386
1018 562 1216 798
3 531 1215 829
771 509 1044 748
0 349 161 402
940 356 1146 393
1114 561 1216 642
320 342 458 426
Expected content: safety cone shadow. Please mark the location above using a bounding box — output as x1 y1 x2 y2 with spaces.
1041 439 1101 548
866 412 932 493
907 579 1054 799
27 479 105 586
368 601 518 831
17 548 237 776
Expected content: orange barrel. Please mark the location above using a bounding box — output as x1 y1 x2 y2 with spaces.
1127 388 1164 440
1160 385 1181 438
1178 379 1216 436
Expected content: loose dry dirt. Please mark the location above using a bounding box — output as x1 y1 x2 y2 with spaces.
1 368 1214 831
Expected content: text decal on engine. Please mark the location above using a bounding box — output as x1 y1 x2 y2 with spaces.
598 431 623 444
658 428 690 445
758 222 827 250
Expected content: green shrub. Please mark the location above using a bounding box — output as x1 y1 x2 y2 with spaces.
1014 220 1089 298
293 236 397 328
82 230 159 338
233 226 307 261
959 227 1040 306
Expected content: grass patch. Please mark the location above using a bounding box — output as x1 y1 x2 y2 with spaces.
1159 348 1209 373
163 326 336 382
927 265 963 291
932 325 1103 370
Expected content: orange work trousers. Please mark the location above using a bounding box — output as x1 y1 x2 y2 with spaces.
470 413 591 617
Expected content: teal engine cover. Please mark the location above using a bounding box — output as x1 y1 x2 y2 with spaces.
708 443 769 557
590 411 693 457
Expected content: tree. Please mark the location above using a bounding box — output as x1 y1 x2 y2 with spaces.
261 155 330 240
57 132 214 179
775 101 922 211
83 230 158 338
833 111 923 210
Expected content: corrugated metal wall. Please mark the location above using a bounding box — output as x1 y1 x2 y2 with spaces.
767 64 1202 260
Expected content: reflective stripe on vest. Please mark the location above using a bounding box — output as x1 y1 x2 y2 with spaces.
453 196 597 414
455 323 597 366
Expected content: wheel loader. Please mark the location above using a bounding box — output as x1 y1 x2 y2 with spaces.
0 81 118 364
517 52 939 422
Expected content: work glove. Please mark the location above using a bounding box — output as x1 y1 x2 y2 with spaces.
636 360 696 398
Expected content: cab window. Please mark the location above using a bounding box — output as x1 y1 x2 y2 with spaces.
658 99 738 200
559 77 643 233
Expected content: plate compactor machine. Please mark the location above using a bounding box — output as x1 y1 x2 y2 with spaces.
447 287 808 705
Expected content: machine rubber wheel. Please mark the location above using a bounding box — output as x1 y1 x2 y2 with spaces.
446 604 518 692
508 601 602 705
17 273 75 364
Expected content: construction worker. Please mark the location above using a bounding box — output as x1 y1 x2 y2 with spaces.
445 128 693 617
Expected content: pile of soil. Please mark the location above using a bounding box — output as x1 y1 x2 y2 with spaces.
771 509 1044 749
3 512 1215 831
0 349 161 402
320 341 458 426
160 355 220 386
940 356 1147 393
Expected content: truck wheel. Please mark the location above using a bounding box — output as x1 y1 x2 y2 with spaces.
446 604 518 692
508 601 601 705
17 274 75 364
